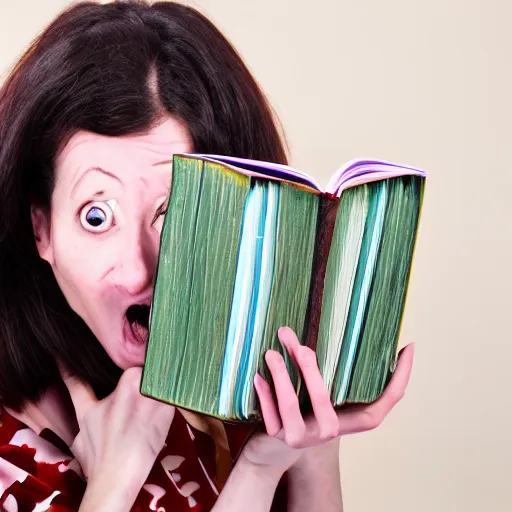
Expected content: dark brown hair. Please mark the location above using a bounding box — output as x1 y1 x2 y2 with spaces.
0 0 288 410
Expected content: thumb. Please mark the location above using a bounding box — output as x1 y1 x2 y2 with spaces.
59 364 98 424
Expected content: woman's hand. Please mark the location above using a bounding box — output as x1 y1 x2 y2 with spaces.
61 367 175 512
242 326 414 472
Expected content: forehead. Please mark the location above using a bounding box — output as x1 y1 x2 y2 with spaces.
55 117 193 179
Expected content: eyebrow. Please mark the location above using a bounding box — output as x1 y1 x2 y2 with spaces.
152 159 174 167
71 167 123 198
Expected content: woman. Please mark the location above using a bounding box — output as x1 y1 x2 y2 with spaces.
0 1 414 511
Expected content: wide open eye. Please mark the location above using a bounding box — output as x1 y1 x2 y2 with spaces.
152 197 168 234
80 200 115 233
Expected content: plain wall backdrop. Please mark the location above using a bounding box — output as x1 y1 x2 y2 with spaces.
1 1 511 511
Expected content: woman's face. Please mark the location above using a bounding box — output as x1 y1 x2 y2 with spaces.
32 117 193 369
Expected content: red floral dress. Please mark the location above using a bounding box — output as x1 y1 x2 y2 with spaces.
0 406 286 511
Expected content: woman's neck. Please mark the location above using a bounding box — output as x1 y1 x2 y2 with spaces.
5 384 78 446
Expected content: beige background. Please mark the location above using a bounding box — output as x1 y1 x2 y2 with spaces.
1 1 511 511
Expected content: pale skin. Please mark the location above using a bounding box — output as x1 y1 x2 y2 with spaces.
23 116 415 511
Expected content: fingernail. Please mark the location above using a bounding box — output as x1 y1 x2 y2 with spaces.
278 326 291 337
298 345 312 360
265 350 284 367
265 350 276 363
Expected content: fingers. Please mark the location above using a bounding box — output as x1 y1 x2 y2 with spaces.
118 366 143 392
337 343 415 435
297 347 339 439
119 368 176 427
59 366 98 424
258 327 415 447
277 326 301 365
254 372 282 436
264 350 306 447
373 342 414 412
278 327 339 440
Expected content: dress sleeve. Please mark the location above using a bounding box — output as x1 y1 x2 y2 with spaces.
0 407 85 511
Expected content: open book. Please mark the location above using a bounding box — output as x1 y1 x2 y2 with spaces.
141 154 426 422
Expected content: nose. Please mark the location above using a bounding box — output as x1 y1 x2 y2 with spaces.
111 223 158 297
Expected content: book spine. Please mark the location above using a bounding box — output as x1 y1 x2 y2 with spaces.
302 196 340 353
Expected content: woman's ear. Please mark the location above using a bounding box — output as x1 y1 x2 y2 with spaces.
31 204 53 265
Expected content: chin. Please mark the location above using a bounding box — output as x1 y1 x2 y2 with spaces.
117 351 146 370
114 348 147 370
111 333 148 369
99 329 148 371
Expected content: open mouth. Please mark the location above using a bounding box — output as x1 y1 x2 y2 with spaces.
125 304 151 345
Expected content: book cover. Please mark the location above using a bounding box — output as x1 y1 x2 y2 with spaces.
141 154 426 422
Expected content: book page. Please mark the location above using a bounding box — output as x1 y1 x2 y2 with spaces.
180 153 324 192
180 154 426 198
327 159 427 196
